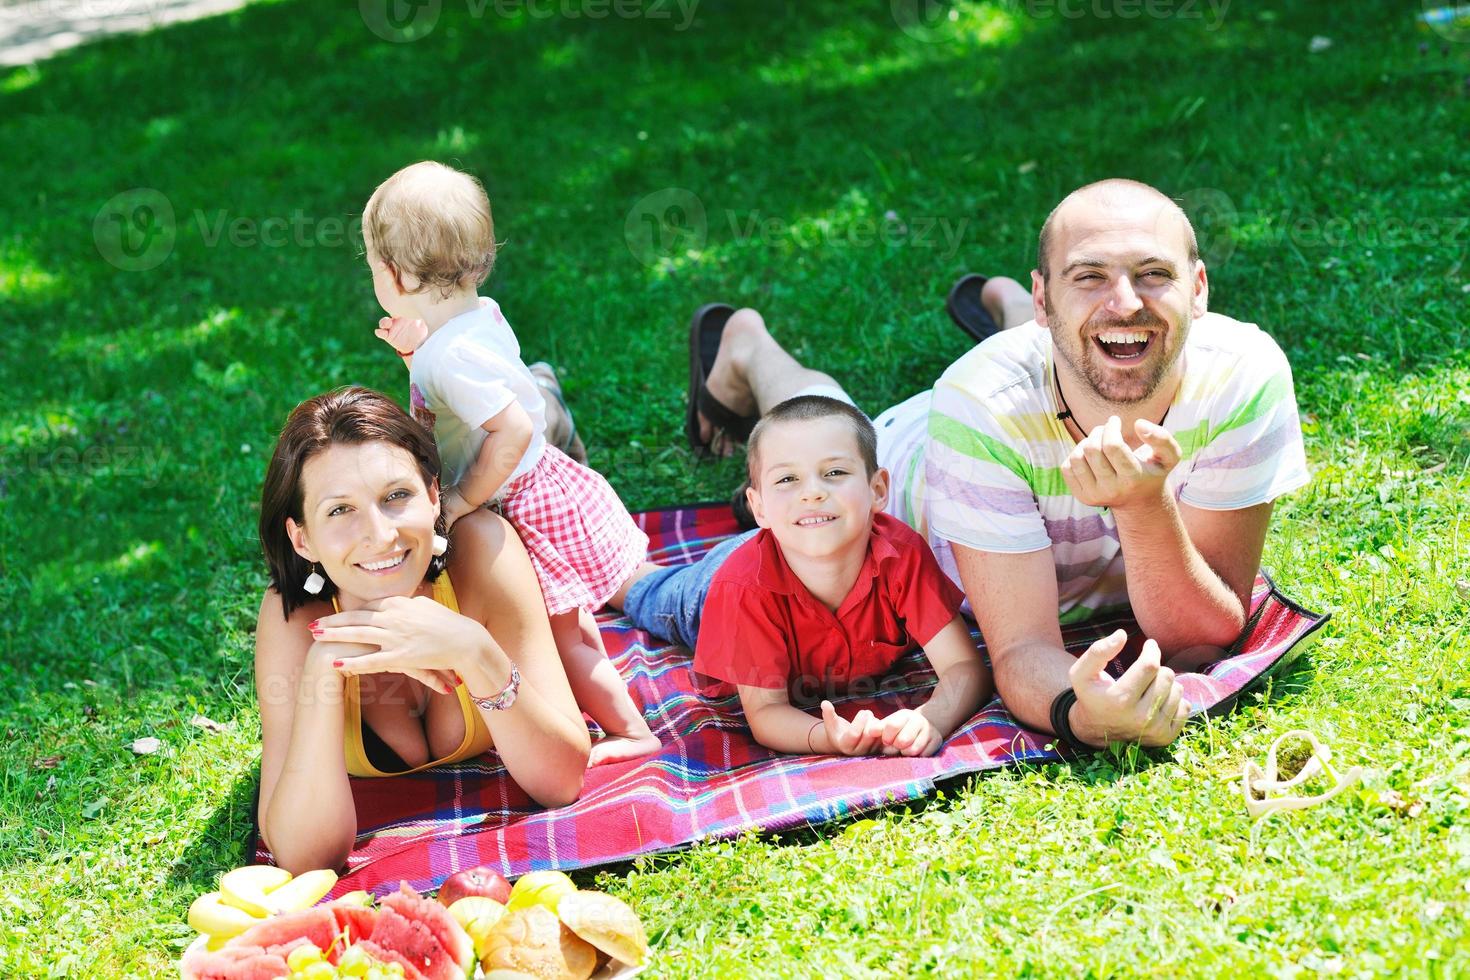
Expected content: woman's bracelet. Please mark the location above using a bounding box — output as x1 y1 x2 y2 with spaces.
466 664 521 711
1048 688 1090 752
806 719 823 754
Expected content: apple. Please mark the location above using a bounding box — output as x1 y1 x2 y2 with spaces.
438 865 512 907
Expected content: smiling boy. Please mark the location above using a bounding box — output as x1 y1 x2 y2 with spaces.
621 396 992 757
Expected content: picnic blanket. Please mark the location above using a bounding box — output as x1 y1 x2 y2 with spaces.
251 503 1329 897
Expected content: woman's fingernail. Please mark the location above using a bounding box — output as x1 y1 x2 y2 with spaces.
311 628 324 638
331 660 344 668
307 620 319 630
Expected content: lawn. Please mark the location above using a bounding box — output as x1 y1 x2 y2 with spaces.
1 0 1467 976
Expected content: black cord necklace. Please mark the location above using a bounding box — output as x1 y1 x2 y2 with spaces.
1052 361 1171 432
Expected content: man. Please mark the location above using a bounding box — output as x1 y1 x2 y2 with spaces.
687 178 1308 749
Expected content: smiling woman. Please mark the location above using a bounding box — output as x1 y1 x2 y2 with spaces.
252 387 590 874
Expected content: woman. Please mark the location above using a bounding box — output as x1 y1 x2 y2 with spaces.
254 387 590 873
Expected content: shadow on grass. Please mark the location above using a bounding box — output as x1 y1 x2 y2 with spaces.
168 770 260 893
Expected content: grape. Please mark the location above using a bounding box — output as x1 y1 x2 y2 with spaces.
337 944 373 976
286 944 325 972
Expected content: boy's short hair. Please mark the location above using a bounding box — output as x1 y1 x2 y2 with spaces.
363 161 496 298
747 395 878 482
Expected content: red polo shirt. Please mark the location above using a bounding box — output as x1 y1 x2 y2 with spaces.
693 512 965 700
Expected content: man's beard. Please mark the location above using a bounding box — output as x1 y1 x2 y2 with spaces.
1048 300 1188 405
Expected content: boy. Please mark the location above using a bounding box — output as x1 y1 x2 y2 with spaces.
623 396 992 757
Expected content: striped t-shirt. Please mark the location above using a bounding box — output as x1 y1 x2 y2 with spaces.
877 313 1309 624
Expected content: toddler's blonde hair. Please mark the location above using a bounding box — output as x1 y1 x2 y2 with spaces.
363 161 496 298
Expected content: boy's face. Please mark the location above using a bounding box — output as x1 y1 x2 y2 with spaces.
747 417 888 563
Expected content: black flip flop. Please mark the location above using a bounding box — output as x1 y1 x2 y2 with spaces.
945 273 1002 345
686 303 758 455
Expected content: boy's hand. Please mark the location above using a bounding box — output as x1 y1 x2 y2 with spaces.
375 317 428 356
877 708 944 757
820 700 885 756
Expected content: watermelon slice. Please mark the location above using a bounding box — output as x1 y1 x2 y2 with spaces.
381 884 476 979
328 901 380 949
369 905 466 980
354 938 429 980
180 943 288 980
233 905 338 958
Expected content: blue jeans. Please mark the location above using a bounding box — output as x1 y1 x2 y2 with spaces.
620 531 758 649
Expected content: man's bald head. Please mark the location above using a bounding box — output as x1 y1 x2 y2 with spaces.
1036 179 1199 280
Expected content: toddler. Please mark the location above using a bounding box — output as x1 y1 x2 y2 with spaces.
362 161 659 766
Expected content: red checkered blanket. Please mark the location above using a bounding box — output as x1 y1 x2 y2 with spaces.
251 503 1328 897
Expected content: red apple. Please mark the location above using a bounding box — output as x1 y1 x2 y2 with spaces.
438 865 512 907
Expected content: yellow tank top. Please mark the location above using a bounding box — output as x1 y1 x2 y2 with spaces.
338 573 494 778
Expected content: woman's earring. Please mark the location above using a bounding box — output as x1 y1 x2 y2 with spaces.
431 534 449 557
303 564 325 594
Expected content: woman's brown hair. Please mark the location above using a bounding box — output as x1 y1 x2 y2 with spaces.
258 386 448 618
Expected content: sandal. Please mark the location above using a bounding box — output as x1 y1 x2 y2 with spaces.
686 303 758 455
944 273 1002 345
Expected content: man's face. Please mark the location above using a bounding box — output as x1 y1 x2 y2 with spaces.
1033 199 1207 405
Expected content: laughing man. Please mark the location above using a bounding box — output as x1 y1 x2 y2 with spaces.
687 178 1309 749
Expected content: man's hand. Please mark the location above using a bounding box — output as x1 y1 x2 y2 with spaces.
819 700 886 756
876 708 944 757
1061 416 1181 512
1069 629 1190 747
375 316 428 356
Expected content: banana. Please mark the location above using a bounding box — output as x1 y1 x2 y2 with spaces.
187 891 260 938
219 865 294 918
266 868 338 913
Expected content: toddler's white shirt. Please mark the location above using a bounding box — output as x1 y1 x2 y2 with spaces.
408 298 547 495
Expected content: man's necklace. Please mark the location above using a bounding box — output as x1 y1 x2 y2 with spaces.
1052 362 1171 435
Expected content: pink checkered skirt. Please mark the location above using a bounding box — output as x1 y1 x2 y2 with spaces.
496 445 649 616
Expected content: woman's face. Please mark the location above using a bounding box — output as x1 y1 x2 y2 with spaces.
286 440 439 604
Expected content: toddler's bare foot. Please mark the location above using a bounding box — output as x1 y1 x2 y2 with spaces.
587 731 663 767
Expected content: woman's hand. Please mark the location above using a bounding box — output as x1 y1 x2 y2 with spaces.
311 595 491 694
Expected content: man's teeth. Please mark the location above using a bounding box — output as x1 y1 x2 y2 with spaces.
797 516 835 526
361 553 405 571
1097 331 1150 344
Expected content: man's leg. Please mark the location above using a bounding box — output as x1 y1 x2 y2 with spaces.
697 309 852 457
981 276 1036 330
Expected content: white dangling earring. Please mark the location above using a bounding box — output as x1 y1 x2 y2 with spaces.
303 564 325 595
431 533 449 556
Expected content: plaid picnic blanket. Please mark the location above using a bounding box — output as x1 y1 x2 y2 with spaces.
251 503 1329 897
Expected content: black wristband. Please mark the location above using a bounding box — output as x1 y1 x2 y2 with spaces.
1048 688 1089 752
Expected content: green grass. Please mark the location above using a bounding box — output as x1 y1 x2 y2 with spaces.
1 0 1467 975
